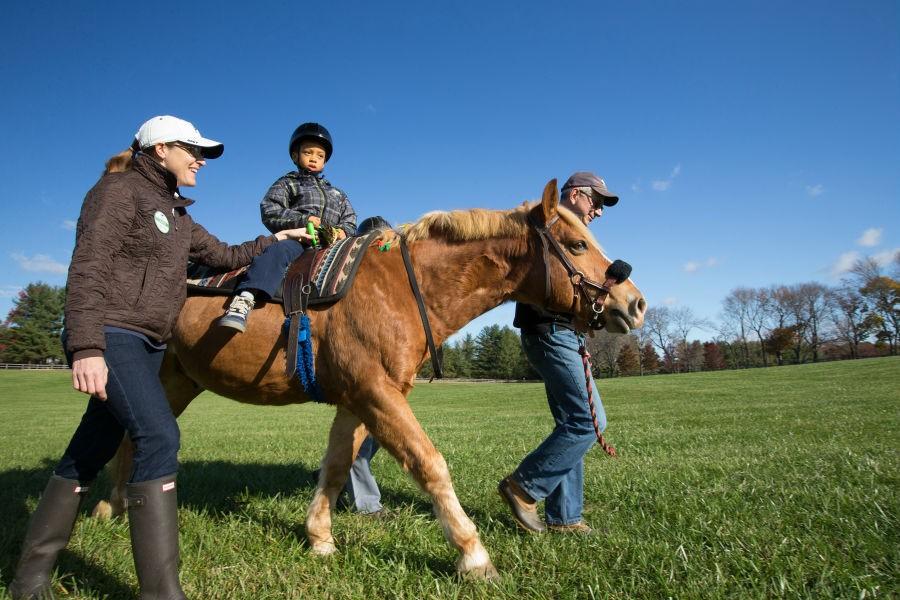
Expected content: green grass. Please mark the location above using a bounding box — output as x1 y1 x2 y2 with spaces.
1 358 898 599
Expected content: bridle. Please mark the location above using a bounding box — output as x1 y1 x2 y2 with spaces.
527 212 631 330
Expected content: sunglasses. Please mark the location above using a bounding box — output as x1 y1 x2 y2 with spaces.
577 189 604 209
170 143 205 161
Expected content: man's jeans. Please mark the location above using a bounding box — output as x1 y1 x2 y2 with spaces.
513 327 605 526
237 239 304 300
344 435 383 513
56 333 179 484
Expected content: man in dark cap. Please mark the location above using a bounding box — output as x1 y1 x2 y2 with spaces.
498 171 619 534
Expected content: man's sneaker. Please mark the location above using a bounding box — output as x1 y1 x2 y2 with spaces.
218 292 255 332
547 521 593 534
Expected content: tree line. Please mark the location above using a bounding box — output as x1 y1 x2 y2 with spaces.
3 252 897 378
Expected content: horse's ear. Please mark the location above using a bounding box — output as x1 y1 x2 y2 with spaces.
541 179 559 224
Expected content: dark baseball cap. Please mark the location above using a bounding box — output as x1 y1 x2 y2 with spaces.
561 171 619 207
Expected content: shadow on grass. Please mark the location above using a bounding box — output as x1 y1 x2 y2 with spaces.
1 458 494 596
0 460 134 599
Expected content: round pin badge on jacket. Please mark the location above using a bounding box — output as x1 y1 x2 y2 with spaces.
154 210 170 233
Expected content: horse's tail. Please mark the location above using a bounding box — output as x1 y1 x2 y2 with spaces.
104 149 134 175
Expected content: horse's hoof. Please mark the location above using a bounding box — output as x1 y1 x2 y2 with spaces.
91 500 113 520
310 540 337 556
457 554 499 581
459 562 500 581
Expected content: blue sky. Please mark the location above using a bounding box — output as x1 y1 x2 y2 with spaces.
1 1 897 341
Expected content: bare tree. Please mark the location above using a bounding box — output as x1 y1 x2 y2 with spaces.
668 306 710 372
828 284 871 359
632 327 652 375
643 306 677 371
796 282 832 362
720 288 752 367
746 289 773 367
768 285 793 330
585 329 626 377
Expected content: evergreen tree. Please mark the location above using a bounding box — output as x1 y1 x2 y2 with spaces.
616 342 640 375
472 324 503 377
496 326 530 379
702 341 726 370
456 333 476 377
1 283 66 364
640 343 659 374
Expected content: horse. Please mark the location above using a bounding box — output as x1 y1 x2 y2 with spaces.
94 179 646 580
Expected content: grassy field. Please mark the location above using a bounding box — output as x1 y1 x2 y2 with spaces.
0 357 897 599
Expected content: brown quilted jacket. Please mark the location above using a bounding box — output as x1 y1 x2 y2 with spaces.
65 153 275 360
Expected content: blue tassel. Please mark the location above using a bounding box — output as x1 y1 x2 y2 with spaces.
284 315 325 403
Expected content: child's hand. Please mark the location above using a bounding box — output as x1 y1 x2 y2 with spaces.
334 228 347 241
275 228 314 243
307 216 321 227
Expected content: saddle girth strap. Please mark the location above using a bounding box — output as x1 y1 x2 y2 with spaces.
400 235 443 380
283 253 318 379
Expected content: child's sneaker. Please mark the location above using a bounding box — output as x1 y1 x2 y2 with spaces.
218 291 255 332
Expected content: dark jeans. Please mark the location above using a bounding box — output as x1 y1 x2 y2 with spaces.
236 239 305 299
513 327 605 525
55 333 179 484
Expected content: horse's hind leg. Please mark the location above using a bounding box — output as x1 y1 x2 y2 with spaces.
91 350 202 519
355 390 498 580
306 406 368 555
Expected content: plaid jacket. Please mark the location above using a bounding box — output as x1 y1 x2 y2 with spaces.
259 170 356 236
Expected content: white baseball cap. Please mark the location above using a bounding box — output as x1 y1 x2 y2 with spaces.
133 115 224 159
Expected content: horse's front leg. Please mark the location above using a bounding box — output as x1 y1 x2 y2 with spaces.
91 435 131 518
306 406 367 555
359 390 498 580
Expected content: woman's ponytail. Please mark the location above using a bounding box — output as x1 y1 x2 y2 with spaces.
103 148 134 175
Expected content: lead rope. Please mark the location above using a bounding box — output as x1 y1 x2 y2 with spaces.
578 344 617 458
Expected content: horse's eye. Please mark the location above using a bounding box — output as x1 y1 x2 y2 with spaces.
568 240 588 255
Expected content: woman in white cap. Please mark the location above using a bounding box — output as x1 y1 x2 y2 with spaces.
8 116 310 600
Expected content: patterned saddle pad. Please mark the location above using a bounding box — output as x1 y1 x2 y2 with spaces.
186 232 378 306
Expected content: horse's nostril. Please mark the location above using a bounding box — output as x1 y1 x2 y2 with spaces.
632 297 647 316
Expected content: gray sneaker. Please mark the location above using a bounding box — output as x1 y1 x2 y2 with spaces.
218 293 255 332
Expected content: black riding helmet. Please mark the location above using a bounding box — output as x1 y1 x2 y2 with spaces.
289 122 333 161
357 216 391 235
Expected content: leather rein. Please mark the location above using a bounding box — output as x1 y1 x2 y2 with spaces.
400 234 443 379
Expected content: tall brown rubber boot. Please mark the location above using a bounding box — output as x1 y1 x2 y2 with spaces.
126 475 187 600
9 476 90 600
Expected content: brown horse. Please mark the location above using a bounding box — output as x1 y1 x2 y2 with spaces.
95 179 646 579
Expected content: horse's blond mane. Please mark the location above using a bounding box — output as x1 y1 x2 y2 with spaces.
399 201 601 250
403 205 530 243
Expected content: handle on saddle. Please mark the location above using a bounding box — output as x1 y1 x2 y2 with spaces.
306 222 319 247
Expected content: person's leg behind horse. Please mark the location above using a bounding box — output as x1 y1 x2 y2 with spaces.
220 239 305 331
345 434 383 514
307 406 370 554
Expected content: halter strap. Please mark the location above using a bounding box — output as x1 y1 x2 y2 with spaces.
527 212 615 326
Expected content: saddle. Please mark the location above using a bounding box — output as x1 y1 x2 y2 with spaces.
186 231 380 308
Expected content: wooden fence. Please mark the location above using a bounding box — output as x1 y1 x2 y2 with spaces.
0 363 69 370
